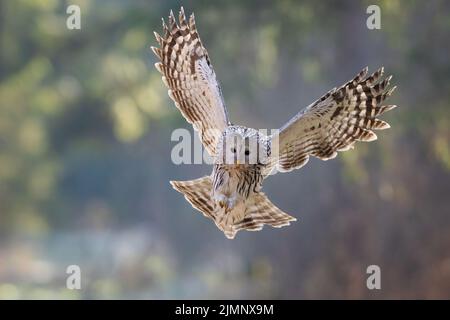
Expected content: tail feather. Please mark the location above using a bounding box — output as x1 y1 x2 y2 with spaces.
170 176 214 220
234 192 297 232
170 177 297 239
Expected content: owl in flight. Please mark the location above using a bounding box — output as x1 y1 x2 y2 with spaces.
152 8 398 239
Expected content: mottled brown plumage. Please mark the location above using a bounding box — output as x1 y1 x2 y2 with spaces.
153 8 398 239
152 8 229 157
273 67 397 172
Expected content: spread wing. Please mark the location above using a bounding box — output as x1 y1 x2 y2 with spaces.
152 8 230 156
271 67 398 173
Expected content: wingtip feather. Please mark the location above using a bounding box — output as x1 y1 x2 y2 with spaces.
154 62 163 73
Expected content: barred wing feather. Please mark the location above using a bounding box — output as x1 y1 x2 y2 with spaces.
152 7 229 156
274 67 397 172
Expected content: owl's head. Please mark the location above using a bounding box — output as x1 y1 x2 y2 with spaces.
216 126 269 165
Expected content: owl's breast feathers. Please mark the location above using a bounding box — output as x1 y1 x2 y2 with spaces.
212 164 263 200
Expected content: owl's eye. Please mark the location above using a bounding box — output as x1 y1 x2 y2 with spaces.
244 149 250 156
231 147 237 153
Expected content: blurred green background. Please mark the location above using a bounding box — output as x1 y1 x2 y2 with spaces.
0 0 450 299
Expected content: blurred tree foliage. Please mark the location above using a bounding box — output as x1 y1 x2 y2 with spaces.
0 0 449 298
